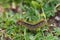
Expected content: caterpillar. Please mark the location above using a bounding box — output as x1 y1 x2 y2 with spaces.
16 19 46 30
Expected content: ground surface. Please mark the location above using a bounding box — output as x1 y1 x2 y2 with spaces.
0 0 60 40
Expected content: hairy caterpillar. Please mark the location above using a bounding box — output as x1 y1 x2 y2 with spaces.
16 20 46 30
